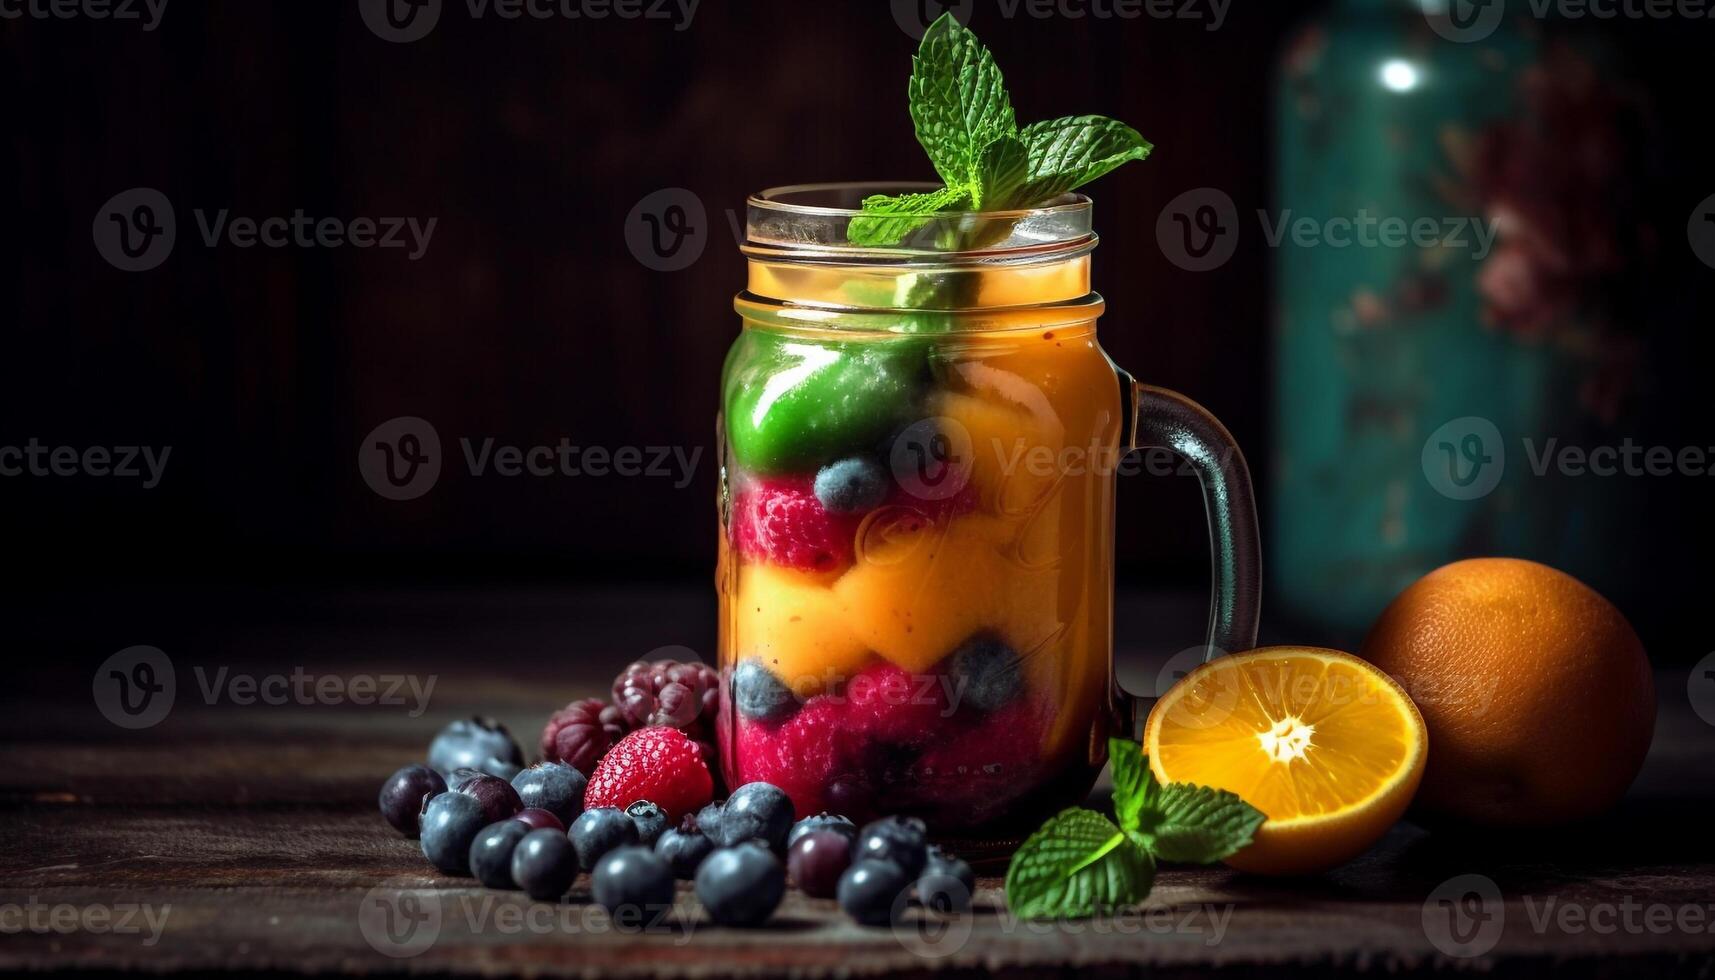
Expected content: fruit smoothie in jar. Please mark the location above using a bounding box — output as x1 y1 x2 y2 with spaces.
716 184 1259 847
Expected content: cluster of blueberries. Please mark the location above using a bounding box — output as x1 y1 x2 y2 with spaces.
378 721 976 928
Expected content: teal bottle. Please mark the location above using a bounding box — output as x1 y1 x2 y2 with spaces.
1271 0 1652 638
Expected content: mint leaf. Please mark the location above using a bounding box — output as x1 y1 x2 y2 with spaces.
907 12 1017 193
1108 737 1152 831
848 186 971 247
1018 115 1154 202
1005 808 1156 920
976 134 1028 210
1132 781 1265 865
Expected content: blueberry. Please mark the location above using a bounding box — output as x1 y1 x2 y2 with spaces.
733 660 795 722
469 820 530 889
420 791 488 876
787 812 857 850
696 801 726 841
591 846 676 926
512 808 566 833
923 845 976 898
947 635 1023 713
511 761 586 826
511 827 579 900
837 859 910 926
855 816 928 877
626 801 669 846
448 768 524 825
656 824 715 880
570 806 640 869
695 842 786 927
428 717 524 779
787 829 852 899
814 456 889 515
716 782 795 851
380 764 446 838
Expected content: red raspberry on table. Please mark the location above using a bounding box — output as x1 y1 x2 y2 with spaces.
730 477 861 574
845 660 950 748
584 726 714 821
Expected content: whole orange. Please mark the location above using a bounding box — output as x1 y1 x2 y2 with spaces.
1360 558 1654 827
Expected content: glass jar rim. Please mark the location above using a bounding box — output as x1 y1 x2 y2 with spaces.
744 182 1096 265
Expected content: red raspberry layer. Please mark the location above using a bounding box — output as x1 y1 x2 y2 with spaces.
730 476 861 573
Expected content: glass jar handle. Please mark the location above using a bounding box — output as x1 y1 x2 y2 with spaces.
1117 370 1262 739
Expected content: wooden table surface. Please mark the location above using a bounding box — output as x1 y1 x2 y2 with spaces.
5 586 1715 978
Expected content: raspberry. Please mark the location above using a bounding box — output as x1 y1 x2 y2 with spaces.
845 660 950 747
539 697 612 775
611 658 721 735
730 477 861 573
584 726 715 821
907 697 1048 822
735 697 858 818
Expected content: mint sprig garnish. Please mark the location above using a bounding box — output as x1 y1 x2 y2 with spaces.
849 13 1153 248
1131 781 1266 865
1004 738 1265 920
1005 808 1156 920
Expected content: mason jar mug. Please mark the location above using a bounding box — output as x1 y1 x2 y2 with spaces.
715 184 1261 846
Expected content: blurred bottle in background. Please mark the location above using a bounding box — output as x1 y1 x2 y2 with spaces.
1271 0 1661 641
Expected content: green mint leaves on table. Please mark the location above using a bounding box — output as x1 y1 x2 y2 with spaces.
847 13 1153 248
1004 738 1265 920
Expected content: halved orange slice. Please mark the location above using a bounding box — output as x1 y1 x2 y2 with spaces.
1143 646 1427 875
